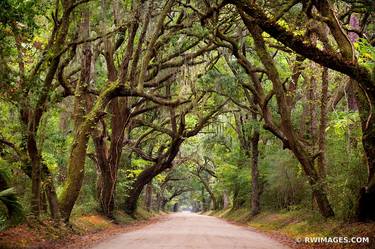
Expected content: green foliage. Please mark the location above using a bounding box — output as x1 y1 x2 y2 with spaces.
0 170 23 230
261 150 308 210
327 111 360 136
326 126 366 219
354 38 375 71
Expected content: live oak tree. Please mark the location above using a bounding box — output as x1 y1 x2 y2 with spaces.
199 9 334 217
123 93 227 214
198 0 374 220
57 0 222 220
83 0 215 218
0 0 89 220
220 0 374 220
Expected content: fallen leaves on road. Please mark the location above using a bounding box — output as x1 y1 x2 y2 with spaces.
0 214 165 249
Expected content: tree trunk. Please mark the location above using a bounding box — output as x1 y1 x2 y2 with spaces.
198 174 217 210
59 9 93 221
40 190 48 213
223 190 229 209
124 170 152 215
201 187 207 211
59 130 90 221
99 99 128 217
232 185 241 210
161 200 167 211
124 161 170 215
98 166 116 218
124 165 159 214
44 183 60 220
318 67 329 177
124 138 183 215
38 162 60 220
356 87 375 221
27 135 41 217
250 129 260 216
308 68 318 144
144 182 153 211
156 193 161 212
298 149 335 217
173 203 179 212
93 126 119 219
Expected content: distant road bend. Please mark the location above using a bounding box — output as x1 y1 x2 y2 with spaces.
90 212 289 249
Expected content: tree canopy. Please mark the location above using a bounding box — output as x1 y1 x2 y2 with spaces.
0 0 374 230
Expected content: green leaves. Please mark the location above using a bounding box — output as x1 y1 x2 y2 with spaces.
0 187 24 225
327 111 360 137
0 0 42 37
41 152 58 173
354 38 375 72
0 170 23 228
0 187 17 198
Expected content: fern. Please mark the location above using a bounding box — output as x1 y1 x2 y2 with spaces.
0 171 23 228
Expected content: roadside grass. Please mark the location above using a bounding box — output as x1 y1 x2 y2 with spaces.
0 208 159 249
205 208 375 249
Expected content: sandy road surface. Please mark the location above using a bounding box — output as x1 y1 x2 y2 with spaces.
90 212 289 249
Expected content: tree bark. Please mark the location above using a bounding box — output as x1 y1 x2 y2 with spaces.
124 138 184 215
92 133 116 218
161 199 168 211
318 67 329 177
27 135 41 217
232 112 250 210
356 87 375 221
201 187 207 211
198 174 217 210
223 190 229 209
59 9 93 221
44 178 60 220
232 185 241 210
124 166 156 215
307 68 318 143
59 128 90 221
93 98 129 218
144 182 153 211
124 164 168 215
250 128 260 216
173 203 179 212
92 0 129 219
156 192 161 211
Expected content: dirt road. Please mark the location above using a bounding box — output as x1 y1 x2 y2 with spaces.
90 212 289 249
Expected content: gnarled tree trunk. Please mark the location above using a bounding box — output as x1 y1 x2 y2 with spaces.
250 128 260 216
124 165 158 215
198 174 217 210
144 182 153 211
93 98 129 218
59 9 93 221
356 88 375 221
124 138 183 215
